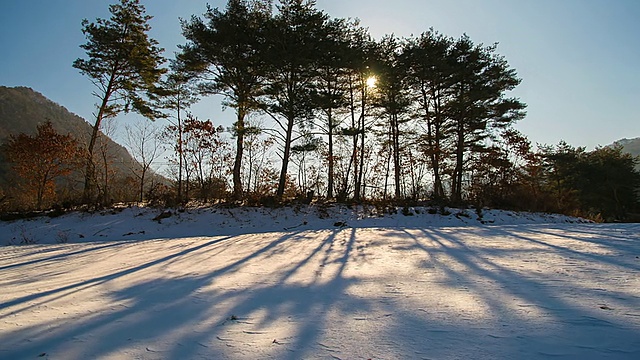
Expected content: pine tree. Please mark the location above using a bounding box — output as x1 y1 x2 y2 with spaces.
262 0 330 198
543 143 640 220
73 0 166 204
179 0 271 201
374 35 413 199
447 36 526 203
340 26 376 201
404 30 456 201
313 18 354 199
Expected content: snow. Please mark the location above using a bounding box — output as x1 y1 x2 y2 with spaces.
0 205 639 359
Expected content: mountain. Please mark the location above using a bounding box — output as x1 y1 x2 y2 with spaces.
0 86 145 192
612 137 640 170
613 137 640 157
0 86 89 141
0 86 131 150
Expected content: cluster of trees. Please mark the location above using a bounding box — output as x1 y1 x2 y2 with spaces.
172 0 528 205
0 119 163 212
1 0 638 222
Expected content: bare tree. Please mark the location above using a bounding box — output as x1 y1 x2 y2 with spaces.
124 120 163 202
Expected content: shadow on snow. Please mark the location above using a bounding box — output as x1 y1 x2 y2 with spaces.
0 224 638 359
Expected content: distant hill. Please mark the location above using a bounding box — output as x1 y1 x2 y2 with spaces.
0 86 89 142
613 137 640 157
0 86 143 187
611 137 640 171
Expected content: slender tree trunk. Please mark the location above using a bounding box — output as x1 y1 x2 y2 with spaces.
327 107 334 199
185 167 190 200
100 141 111 205
84 73 115 204
383 130 392 200
453 121 465 203
277 115 295 198
422 84 445 201
355 81 366 202
246 142 254 194
84 112 103 203
323 74 336 200
433 117 445 199
344 75 357 200
37 174 48 210
392 113 401 199
177 106 183 202
36 186 44 210
233 105 246 201
428 86 448 200
139 167 147 203
198 153 206 201
408 150 417 200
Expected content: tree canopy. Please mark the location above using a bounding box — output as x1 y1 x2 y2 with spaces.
73 0 166 204
4 122 83 210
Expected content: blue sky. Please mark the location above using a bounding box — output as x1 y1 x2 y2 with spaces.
1 0 639 149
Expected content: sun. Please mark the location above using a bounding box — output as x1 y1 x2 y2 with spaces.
366 76 377 88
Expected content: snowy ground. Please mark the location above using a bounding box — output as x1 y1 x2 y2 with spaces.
0 205 639 359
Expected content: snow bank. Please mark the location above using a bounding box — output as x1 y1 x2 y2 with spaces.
0 205 591 245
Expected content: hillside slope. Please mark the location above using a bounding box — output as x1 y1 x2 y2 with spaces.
612 137 640 170
0 86 89 141
0 86 142 185
614 137 640 157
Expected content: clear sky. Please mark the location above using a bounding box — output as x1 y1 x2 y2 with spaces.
1 0 639 149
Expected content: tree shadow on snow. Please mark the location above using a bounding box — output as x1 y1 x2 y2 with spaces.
0 229 373 359
0 226 639 359
378 227 640 359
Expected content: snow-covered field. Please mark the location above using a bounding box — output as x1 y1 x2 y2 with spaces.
0 205 639 359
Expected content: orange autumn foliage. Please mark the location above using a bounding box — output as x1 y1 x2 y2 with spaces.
4 121 84 210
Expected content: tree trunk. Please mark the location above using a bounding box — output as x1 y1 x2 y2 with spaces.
276 115 295 199
233 106 246 201
100 142 111 205
246 142 254 194
327 107 334 199
433 116 445 200
343 74 357 201
84 115 102 203
177 107 183 202
355 81 367 202
84 74 115 204
452 121 465 203
37 172 49 210
139 167 146 203
392 113 401 199
383 131 392 200
422 84 445 201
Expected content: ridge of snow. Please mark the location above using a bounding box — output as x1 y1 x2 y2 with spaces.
1 205 591 245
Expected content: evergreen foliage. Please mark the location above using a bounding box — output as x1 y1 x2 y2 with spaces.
179 0 271 200
73 0 166 203
542 143 640 221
